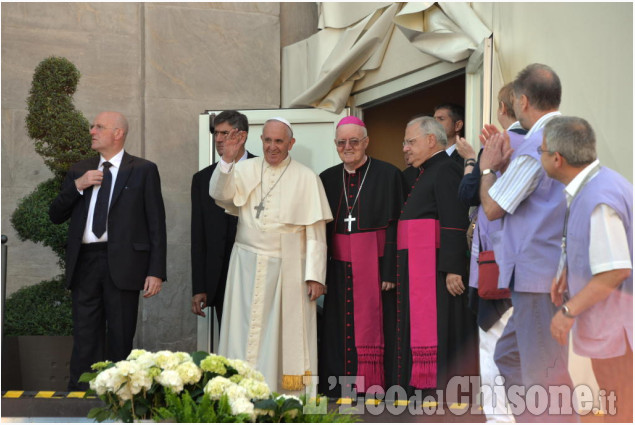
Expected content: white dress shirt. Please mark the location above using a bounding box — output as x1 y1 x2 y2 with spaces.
564 160 632 274
82 149 125 243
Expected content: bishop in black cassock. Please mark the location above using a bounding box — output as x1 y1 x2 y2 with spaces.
318 116 406 398
395 116 478 400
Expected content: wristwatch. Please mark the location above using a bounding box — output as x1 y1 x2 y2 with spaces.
561 304 576 319
481 168 495 177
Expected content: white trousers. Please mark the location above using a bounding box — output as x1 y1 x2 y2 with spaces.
479 307 515 423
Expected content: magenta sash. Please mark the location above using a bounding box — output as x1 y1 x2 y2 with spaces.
397 219 439 389
332 230 386 392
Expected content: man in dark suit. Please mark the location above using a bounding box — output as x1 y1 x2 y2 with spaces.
191 110 253 339
49 111 166 390
433 103 465 165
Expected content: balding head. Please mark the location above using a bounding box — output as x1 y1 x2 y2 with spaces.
512 64 561 129
90 111 129 159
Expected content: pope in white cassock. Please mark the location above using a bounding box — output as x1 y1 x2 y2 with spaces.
209 117 333 393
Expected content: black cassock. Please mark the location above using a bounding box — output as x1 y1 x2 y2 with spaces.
318 157 406 398
394 151 479 400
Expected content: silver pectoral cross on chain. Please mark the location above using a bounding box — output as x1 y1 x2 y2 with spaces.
254 202 265 219
344 213 356 232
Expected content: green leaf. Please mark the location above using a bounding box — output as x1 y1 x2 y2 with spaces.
191 351 210 366
78 372 97 383
253 398 278 411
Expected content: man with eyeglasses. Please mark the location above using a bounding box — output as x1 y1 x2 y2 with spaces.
317 116 406 398
478 64 577 422
394 116 478 400
190 110 255 346
541 116 632 423
209 117 332 393
50 111 167 390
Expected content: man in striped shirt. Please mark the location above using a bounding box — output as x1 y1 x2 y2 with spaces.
477 64 577 422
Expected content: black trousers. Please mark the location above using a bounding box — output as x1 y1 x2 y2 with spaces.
68 243 140 390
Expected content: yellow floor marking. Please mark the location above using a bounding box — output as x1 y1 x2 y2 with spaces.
35 391 56 398
449 402 469 409
3 391 24 398
66 392 87 398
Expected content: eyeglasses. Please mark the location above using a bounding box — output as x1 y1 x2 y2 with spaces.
335 137 366 148
90 124 118 131
536 146 555 155
403 136 421 147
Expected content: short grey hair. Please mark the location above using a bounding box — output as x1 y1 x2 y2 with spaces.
543 116 596 166
407 116 448 147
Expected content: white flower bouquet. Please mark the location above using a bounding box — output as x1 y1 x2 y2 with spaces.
81 350 358 423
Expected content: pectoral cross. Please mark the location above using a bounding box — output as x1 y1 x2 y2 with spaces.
254 202 265 219
344 213 356 232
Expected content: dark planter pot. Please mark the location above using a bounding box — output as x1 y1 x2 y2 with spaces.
2 336 73 391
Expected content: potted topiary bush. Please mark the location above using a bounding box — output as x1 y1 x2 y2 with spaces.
2 56 93 391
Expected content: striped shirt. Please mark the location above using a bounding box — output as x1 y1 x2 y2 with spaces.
489 111 561 214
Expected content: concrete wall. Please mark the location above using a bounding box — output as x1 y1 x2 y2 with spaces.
473 2 633 181
1 2 317 351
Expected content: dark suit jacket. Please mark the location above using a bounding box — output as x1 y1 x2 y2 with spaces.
191 152 255 317
49 152 167 290
448 148 464 165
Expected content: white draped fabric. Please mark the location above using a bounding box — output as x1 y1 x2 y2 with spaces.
282 2 492 114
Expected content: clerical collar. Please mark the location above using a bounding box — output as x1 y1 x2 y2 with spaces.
344 155 369 174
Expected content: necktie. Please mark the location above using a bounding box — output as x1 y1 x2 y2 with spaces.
92 161 112 238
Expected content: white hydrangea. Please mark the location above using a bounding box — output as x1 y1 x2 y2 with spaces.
90 367 135 403
114 360 137 377
126 349 147 360
224 382 248 401
90 367 118 395
154 350 181 370
155 369 184 393
200 354 228 375
173 351 192 364
226 358 265 382
176 361 202 386
229 396 255 420
135 352 157 369
204 376 233 400
239 378 271 400
128 368 153 395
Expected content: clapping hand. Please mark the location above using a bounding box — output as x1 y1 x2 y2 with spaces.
479 129 513 173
